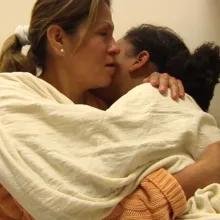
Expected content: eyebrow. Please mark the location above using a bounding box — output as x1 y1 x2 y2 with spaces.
96 22 114 30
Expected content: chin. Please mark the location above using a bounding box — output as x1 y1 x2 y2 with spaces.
97 78 113 88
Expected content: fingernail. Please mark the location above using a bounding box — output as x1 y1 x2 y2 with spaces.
160 86 166 91
173 93 178 98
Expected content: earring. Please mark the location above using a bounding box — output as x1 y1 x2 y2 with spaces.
60 48 64 53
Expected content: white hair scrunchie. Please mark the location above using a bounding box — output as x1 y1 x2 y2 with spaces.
14 25 30 46
14 25 42 77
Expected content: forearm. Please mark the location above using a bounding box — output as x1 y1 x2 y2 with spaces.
173 161 209 200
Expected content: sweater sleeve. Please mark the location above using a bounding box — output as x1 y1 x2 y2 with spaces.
105 169 187 220
0 184 34 220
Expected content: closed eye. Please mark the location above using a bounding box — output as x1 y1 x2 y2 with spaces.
100 32 108 37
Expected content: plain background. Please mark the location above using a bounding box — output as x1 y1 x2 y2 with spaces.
0 0 219 125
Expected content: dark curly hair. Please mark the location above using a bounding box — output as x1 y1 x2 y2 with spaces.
124 24 220 111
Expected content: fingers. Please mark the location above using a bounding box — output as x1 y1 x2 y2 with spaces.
143 72 170 93
177 79 185 98
143 72 185 100
158 73 169 94
169 77 179 99
143 77 150 83
144 72 160 87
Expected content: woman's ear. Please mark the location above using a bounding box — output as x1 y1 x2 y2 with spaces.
47 25 65 56
129 51 150 73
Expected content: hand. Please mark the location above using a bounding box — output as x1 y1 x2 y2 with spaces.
174 141 220 199
143 72 185 99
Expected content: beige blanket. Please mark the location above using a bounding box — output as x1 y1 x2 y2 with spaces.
0 72 219 220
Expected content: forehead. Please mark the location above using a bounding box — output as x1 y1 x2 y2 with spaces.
95 2 114 28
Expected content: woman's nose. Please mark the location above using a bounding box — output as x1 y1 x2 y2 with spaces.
108 39 121 55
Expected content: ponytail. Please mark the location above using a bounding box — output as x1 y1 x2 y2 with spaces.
0 34 36 74
182 43 220 111
164 42 220 111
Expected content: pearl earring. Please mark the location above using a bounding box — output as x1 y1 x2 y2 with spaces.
60 48 64 53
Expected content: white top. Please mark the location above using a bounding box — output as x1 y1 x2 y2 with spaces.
0 72 219 220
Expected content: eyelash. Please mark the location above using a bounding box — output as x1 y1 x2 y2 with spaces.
100 31 108 37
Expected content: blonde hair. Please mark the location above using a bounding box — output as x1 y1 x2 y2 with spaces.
0 0 110 74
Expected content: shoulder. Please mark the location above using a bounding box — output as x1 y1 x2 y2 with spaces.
110 84 201 112
0 72 72 104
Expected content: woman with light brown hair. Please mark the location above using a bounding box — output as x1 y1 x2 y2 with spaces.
0 0 220 220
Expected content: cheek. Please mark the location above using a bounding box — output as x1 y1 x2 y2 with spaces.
89 37 106 51
119 61 130 76
111 68 125 91
70 38 108 74
116 64 133 92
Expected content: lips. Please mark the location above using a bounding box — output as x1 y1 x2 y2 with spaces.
106 64 116 70
106 63 116 67
106 63 116 75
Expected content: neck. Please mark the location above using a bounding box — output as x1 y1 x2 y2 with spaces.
133 64 157 84
130 69 152 87
41 68 86 104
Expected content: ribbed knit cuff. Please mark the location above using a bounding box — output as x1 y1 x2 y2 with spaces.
145 169 187 218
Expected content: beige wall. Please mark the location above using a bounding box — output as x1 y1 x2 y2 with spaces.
1 0 219 49
0 0 219 124
0 0 35 49
112 0 220 48
210 84 220 126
